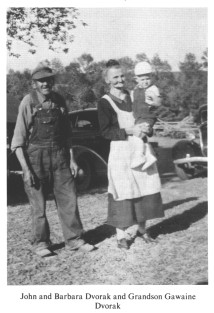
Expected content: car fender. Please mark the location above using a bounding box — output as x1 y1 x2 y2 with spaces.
72 145 107 168
171 140 202 161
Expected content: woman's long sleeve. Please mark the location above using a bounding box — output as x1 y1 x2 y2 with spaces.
98 98 127 141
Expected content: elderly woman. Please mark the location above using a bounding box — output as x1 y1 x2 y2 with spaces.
97 60 164 250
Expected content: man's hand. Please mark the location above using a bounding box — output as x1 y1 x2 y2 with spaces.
23 169 36 187
15 147 37 187
70 160 79 178
70 148 79 178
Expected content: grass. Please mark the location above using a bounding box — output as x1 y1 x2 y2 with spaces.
7 176 207 285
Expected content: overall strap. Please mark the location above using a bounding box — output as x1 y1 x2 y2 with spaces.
102 95 120 114
130 90 134 102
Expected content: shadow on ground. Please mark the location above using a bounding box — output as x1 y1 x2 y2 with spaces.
148 201 208 238
195 281 208 285
83 224 115 245
80 200 207 246
163 197 198 211
50 224 115 251
51 242 65 252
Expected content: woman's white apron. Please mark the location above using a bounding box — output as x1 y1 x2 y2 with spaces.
102 95 161 201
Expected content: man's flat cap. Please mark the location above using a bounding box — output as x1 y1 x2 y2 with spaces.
31 66 55 80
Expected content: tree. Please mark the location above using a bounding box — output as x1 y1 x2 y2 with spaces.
151 54 172 72
150 54 175 109
55 61 92 110
51 58 65 74
172 53 207 118
77 53 94 73
7 69 31 99
7 7 87 57
37 59 51 68
56 61 82 108
135 53 149 63
201 48 208 70
85 60 107 98
179 53 201 76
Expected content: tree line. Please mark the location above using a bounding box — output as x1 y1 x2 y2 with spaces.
7 50 207 121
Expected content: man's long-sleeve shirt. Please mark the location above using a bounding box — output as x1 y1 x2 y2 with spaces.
11 90 72 151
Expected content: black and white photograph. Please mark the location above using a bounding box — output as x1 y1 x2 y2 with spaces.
3 1 212 312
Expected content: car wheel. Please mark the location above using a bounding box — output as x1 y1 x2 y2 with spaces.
172 140 200 180
174 164 195 180
76 155 92 191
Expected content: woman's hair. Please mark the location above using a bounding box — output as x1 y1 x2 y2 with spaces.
105 59 120 68
103 59 121 83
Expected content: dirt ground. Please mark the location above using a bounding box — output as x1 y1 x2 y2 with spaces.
7 137 208 285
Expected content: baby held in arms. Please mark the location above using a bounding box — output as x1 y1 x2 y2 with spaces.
130 61 161 170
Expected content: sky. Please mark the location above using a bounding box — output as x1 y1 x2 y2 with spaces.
7 7 208 72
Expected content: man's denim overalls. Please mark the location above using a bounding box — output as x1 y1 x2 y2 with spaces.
24 91 83 247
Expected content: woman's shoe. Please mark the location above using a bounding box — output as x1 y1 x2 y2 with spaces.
137 231 157 243
117 238 129 250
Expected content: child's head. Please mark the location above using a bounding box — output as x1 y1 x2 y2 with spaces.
134 62 153 89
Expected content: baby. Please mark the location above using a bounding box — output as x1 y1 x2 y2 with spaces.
130 61 161 170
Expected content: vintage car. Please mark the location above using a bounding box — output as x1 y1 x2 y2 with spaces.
171 105 207 180
68 108 110 190
7 94 21 177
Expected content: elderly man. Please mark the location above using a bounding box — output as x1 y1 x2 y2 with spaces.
11 66 94 256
